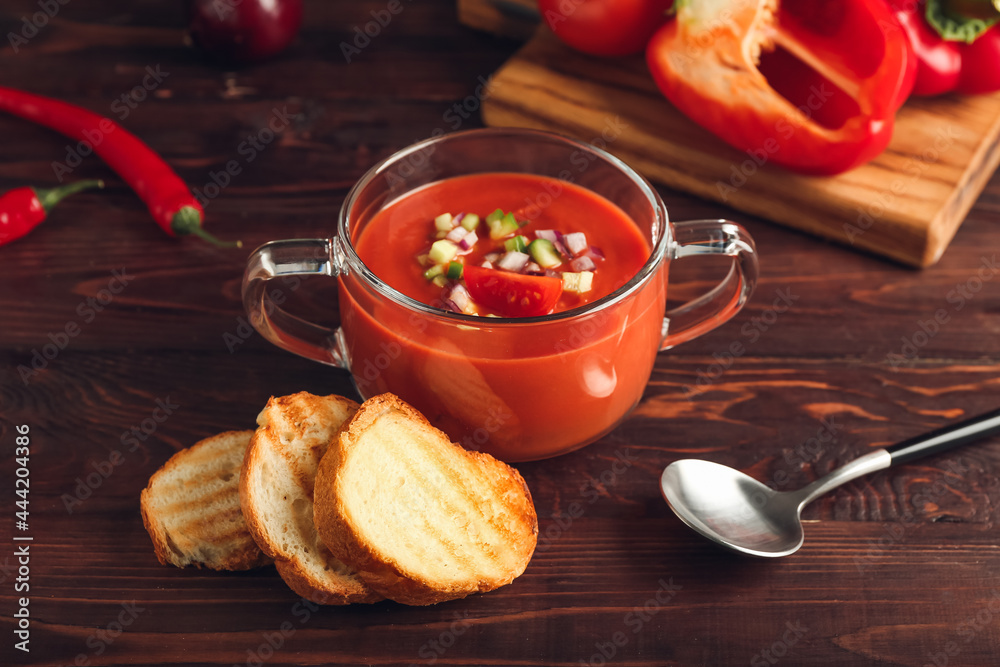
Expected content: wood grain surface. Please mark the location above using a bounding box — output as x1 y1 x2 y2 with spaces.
1 1 1000 666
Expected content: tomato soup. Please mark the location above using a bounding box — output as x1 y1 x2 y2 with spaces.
340 172 667 461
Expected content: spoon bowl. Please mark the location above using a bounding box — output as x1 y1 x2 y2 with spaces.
661 460 804 557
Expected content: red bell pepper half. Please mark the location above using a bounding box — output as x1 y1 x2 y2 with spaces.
889 0 1000 96
646 0 916 175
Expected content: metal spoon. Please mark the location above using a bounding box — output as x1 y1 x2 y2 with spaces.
660 408 1000 557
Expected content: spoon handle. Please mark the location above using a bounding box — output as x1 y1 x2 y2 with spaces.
885 407 1000 466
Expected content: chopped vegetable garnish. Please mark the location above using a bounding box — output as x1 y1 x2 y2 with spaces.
564 232 588 256
445 226 467 243
497 250 530 272
504 235 529 253
528 238 562 269
446 283 473 313
488 211 520 240
434 213 455 231
415 208 603 316
429 239 459 264
460 212 480 231
562 271 594 294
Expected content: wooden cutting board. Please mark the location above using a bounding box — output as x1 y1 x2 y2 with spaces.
462 0 1000 267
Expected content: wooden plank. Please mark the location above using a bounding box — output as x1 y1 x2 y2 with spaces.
474 22 1000 267
457 0 539 40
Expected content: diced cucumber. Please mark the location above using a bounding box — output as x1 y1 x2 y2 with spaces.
528 238 562 268
429 239 459 264
562 271 594 293
434 213 455 231
504 235 529 253
460 212 480 231
447 261 464 279
423 264 445 280
488 211 520 240
485 208 504 224
431 275 448 287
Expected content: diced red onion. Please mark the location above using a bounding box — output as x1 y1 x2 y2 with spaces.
445 226 467 243
481 260 494 269
564 232 588 256
535 229 558 243
453 212 465 226
448 283 471 312
554 232 571 257
570 255 596 272
588 245 605 260
524 261 543 275
498 250 529 272
544 269 560 278
459 229 478 250
484 252 502 263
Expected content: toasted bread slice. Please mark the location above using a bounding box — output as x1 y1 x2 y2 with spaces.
314 394 538 606
140 430 271 571
240 392 381 604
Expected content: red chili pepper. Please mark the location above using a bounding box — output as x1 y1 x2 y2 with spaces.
0 86 240 247
889 0 1000 96
646 0 916 175
0 180 104 246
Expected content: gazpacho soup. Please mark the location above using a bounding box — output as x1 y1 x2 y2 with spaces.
340 172 667 460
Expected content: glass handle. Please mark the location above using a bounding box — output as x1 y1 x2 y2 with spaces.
660 220 759 350
241 238 349 368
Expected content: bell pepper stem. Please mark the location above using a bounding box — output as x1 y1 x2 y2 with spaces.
35 179 104 213
170 206 242 248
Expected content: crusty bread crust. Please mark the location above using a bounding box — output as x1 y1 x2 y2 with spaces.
140 430 271 571
239 392 381 605
314 394 538 606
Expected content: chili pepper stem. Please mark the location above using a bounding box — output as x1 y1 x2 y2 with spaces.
170 205 242 248
35 179 104 213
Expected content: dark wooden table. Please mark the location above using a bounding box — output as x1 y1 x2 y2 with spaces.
2 2 1000 665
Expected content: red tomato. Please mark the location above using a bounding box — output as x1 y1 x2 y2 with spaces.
538 0 674 57
957 27 1000 95
463 266 562 317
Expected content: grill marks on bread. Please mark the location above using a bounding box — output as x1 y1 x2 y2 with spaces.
313 394 538 605
141 392 537 607
239 392 381 604
140 430 271 571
